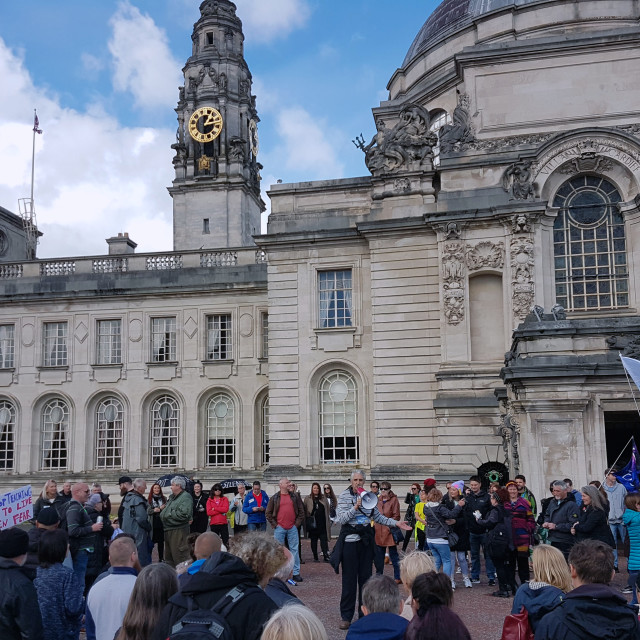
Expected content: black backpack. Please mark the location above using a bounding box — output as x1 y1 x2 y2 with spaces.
168 584 260 640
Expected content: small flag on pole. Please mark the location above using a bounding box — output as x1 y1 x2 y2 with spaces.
33 112 42 134
621 356 640 394
614 437 640 491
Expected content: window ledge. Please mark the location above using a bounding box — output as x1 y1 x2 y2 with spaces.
37 366 69 371
313 326 356 334
91 363 123 368
201 359 234 364
146 361 179 366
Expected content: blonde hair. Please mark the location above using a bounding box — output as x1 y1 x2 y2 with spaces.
532 545 572 592
261 603 327 640
399 551 437 589
41 478 57 499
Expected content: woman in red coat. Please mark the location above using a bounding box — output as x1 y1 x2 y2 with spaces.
374 482 401 582
206 483 229 546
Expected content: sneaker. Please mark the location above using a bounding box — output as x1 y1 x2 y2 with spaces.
488 579 496 587
456 566 462 573
293 574 303 582
463 577 473 588
451 581 456 590
621 586 634 594
471 578 481 584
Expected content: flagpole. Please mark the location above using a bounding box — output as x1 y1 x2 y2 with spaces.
605 435 634 478
30 108 37 218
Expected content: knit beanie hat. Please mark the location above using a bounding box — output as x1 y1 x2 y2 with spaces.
0 527 29 558
452 480 465 495
86 493 102 507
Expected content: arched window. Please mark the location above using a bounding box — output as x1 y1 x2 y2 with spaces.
95 397 124 469
319 371 358 463
430 109 451 167
0 399 15 470
261 395 269 465
150 395 180 468
553 176 627 311
206 393 235 466
41 398 69 470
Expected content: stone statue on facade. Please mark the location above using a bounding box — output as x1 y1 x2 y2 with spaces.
355 104 438 176
502 160 536 200
439 93 475 154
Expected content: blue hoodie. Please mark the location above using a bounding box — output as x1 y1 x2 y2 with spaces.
346 612 408 640
511 582 563 632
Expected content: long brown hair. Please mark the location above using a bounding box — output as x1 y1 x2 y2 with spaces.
147 483 166 505
116 563 178 640
308 482 322 499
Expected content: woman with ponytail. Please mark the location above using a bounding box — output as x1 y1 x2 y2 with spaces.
404 572 471 640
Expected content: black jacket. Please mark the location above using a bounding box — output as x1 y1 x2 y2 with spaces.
544 497 579 545
64 500 95 553
535 583 640 640
0 557 44 640
574 505 615 546
442 495 470 551
265 577 299 607
464 489 492 534
151 552 278 640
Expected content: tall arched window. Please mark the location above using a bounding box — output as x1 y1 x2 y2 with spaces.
261 395 269 465
206 393 235 466
319 371 358 463
150 395 180 468
95 397 124 469
41 398 69 470
0 399 15 470
553 176 627 311
430 108 451 167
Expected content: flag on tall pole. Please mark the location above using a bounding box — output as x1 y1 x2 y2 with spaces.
621 356 640 393
33 112 42 134
614 437 640 491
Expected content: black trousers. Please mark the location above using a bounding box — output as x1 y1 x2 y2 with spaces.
310 526 329 559
491 553 509 593
551 540 574 562
506 549 529 586
340 540 374 622
402 527 415 552
210 523 229 546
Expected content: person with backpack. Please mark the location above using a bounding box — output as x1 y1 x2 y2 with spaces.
121 478 153 567
476 487 513 598
151 533 280 640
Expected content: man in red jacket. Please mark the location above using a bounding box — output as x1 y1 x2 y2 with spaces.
266 477 305 582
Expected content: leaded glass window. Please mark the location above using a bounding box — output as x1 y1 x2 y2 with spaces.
319 270 352 328
319 371 358 463
43 322 67 367
553 176 627 311
95 397 124 468
206 393 235 466
206 315 232 360
261 395 269 465
0 325 15 369
41 398 68 470
151 318 176 362
97 320 122 365
0 400 15 470
150 395 179 467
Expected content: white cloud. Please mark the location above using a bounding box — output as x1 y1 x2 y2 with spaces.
108 2 181 109
235 0 312 44
81 52 105 74
0 37 174 259
275 106 345 178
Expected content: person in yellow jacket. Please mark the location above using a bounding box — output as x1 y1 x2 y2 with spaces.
414 489 428 551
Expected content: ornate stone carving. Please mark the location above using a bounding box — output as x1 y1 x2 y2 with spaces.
512 214 531 234
442 242 465 325
606 335 640 358
466 241 504 271
511 236 535 320
445 222 461 240
559 153 614 175
228 137 245 161
393 178 410 193
355 104 437 176
550 304 566 321
465 131 554 152
502 160 536 200
439 93 475 154
500 408 521 474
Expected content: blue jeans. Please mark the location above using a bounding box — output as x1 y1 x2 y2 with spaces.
455 550 470 577
72 548 90 585
427 541 452 578
274 525 300 575
610 522 626 568
248 522 266 532
469 531 496 580
375 545 400 580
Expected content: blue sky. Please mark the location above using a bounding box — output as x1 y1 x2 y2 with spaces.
0 0 439 257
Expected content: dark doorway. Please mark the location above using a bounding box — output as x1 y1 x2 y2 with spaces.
604 411 640 469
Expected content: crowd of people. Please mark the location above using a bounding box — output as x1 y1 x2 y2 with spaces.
1 468 640 639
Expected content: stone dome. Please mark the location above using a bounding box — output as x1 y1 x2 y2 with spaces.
403 0 543 66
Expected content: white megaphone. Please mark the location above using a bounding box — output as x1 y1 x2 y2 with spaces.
356 487 379 510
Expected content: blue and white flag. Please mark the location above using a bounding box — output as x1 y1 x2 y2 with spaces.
614 438 640 492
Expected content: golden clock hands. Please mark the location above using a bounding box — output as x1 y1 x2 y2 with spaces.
204 112 222 127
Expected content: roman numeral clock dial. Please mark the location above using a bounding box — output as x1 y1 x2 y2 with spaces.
188 107 223 143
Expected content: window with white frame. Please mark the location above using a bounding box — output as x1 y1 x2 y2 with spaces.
553 176 627 311
430 108 451 167
0 325 15 369
260 312 268 359
151 317 177 363
97 320 122 365
261 395 269 465
43 322 68 367
206 314 232 360
206 393 235 466
150 395 180 467
319 371 358 463
0 399 15 470
41 398 69 470
319 270 352 328
95 397 124 468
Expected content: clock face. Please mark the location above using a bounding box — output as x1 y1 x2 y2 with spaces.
188 107 223 143
249 119 259 157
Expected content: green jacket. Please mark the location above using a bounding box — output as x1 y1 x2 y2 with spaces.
159 489 193 530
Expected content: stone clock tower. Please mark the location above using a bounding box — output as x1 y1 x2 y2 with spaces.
169 0 264 250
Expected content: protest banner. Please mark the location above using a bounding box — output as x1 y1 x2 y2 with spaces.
0 485 33 530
